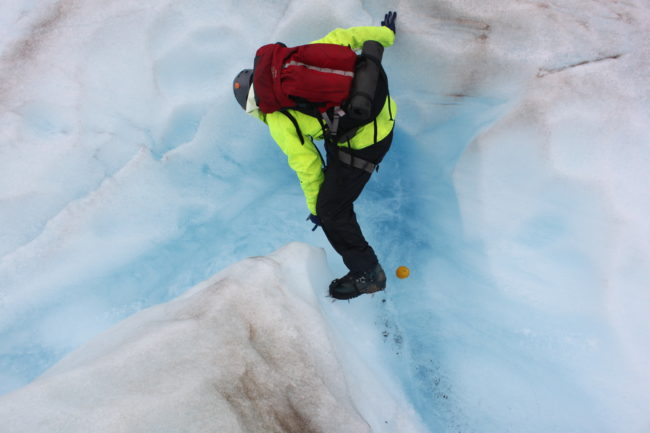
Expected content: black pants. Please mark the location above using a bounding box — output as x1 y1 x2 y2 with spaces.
316 130 393 274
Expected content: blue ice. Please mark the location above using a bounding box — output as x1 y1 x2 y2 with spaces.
1 0 650 432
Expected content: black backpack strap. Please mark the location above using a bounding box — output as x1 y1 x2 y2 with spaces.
279 109 304 145
337 150 376 174
279 108 327 168
373 118 378 145
379 62 393 121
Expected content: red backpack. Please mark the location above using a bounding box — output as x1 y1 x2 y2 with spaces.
253 43 357 114
252 41 390 144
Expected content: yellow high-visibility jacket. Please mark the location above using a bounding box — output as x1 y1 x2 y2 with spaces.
251 26 397 215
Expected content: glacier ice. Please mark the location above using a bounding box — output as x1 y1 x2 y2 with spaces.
0 243 427 433
1 0 650 432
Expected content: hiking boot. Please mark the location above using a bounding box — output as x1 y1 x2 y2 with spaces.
329 263 387 300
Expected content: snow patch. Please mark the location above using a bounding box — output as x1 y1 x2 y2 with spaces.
0 243 426 433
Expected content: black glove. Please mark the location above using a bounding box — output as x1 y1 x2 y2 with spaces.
381 11 397 34
307 214 321 231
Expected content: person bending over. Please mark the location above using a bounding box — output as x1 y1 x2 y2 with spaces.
232 12 398 300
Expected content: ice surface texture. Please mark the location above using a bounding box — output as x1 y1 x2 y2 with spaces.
0 243 425 433
1 0 650 432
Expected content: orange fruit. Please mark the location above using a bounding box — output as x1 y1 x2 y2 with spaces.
396 266 410 279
